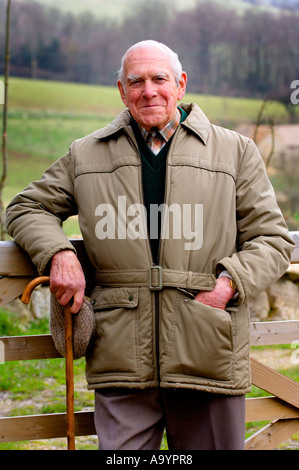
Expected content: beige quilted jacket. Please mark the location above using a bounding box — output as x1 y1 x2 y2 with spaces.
6 103 294 394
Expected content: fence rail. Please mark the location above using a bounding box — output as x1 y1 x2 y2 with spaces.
1 233 299 450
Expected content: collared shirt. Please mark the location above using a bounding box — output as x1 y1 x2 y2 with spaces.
139 109 181 155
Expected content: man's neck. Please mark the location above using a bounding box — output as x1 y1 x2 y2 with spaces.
138 108 181 144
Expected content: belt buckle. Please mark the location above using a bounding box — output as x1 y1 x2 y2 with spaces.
149 265 163 291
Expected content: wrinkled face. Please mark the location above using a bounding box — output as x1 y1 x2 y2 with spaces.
118 46 187 131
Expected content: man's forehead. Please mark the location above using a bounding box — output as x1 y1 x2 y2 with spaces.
126 45 168 61
125 46 170 68
124 53 173 80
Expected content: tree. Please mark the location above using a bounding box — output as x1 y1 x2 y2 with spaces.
0 0 11 240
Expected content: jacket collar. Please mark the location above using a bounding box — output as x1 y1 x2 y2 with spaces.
92 108 132 140
93 103 210 145
179 103 210 145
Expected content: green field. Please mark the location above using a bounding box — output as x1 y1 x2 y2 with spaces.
7 77 292 123
1 76 298 236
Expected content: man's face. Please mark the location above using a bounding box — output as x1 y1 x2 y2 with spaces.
118 46 187 131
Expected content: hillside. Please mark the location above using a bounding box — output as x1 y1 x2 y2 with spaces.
18 0 198 20
19 0 286 20
4 0 298 98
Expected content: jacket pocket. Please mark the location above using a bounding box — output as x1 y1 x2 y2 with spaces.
163 292 234 381
87 286 140 376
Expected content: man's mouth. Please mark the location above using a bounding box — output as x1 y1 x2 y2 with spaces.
141 104 161 109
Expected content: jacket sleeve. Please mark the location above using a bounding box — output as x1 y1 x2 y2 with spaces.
218 138 295 304
6 148 77 274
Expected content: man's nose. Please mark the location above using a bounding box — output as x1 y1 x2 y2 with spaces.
142 80 157 99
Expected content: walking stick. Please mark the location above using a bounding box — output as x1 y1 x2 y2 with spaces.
64 301 76 450
21 276 76 450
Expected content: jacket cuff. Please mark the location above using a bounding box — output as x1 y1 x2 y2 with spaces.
217 270 239 299
38 243 77 275
216 259 246 305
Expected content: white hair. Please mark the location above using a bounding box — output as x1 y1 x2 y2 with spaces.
118 40 183 88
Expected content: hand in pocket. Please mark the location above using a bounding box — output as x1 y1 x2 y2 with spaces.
195 276 235 310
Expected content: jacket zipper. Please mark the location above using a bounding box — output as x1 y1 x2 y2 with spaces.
137 162 161 385
127 125 180 387
154 291 160 386
154 128 181 386
126 128 161 385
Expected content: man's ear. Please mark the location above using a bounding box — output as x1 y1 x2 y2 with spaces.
118 80 128 107
177 72 187 101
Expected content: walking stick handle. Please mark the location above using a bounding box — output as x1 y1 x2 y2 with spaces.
21 276 50 304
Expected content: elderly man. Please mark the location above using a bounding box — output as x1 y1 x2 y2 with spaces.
6 40 294 450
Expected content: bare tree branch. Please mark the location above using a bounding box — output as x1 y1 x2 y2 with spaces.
0 0 12 240
265 119 275 170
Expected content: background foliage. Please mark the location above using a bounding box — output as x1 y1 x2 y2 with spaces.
0 0 299 99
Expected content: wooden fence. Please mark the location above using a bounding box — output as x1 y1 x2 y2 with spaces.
0 234 299 450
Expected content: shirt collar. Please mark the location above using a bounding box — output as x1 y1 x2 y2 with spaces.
139 108 181 142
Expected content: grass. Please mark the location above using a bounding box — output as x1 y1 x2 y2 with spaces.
6 77 295 125
5 110 111 162
6 78 124 115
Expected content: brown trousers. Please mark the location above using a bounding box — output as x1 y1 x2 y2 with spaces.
94 388 245 450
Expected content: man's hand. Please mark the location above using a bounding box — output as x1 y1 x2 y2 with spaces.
195 276 236 310
49 250 86 314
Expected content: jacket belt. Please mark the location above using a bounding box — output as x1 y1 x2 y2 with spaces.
95 266 216 291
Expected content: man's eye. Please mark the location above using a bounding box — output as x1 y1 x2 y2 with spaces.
129 81 141 87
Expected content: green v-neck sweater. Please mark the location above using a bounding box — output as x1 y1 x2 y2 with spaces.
131 108 188 262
